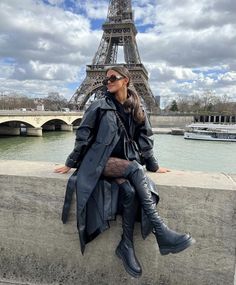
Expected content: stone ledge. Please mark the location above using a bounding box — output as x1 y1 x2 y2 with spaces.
0 280 32 285
0 160 235 190
0 160 235 285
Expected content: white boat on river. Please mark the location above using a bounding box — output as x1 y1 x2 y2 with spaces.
184 123 236 142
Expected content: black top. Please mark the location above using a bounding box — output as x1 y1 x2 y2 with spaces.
106 92 130 159
65 91 159 171
106 92 159 171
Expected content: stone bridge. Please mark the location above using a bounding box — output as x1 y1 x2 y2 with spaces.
0 111 84 136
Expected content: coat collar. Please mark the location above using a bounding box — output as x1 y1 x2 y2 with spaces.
99 92 117 111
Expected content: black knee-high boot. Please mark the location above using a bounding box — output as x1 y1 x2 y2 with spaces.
124 161 195 255
116 181 142 278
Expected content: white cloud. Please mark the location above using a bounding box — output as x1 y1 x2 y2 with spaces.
12 60 78 81
147 63 198 82
0 0 103 98
0 0 101 66
0 0 235 105
76 0 108 19
218 72 236 83
47 0 64 5
0 64 14 79
0 77 72 98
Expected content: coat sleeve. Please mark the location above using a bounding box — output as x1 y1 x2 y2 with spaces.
135 110 159 172
65 101 102 168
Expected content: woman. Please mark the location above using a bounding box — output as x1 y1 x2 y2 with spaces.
55 66 195 278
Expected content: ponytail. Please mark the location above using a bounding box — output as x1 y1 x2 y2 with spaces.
124 89 145 124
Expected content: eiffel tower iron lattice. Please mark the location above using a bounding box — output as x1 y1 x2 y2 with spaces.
69 0 159 112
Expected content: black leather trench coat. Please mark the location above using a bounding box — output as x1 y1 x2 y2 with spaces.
62 94 159 254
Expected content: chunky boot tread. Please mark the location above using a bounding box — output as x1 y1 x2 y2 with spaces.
159 236 196 255
116 246 142 278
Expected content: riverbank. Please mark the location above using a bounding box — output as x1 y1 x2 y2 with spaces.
152 127 185 135
0 160 235 285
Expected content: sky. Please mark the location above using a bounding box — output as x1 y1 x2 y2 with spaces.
0 0 236 108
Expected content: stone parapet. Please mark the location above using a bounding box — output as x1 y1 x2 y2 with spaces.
0 160 235 285
150 115 193 128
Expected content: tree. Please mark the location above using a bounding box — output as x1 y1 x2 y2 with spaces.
173 92 235 114
169 100 179 112
44 92 68 111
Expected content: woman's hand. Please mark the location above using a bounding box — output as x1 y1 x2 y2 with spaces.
156 167 170 174
54 165 71 174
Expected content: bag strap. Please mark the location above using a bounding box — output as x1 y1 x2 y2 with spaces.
114 111 143 161
114 111 132 142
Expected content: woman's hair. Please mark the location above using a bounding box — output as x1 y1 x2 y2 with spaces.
106 66 145 124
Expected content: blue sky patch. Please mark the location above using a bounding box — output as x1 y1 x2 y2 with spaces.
0 57 16 65
91 19 105 30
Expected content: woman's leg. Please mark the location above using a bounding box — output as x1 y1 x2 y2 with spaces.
103 157 195 256
116 180 141 277
102 157 131 181
122 160 195 255
102 157 141 278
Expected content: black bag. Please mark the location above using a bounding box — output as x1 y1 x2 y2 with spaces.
124 139 142 164
114 111 143 164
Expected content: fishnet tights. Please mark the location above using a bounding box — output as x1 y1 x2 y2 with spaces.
102 157 132 184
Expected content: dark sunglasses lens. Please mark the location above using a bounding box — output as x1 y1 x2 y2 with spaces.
102 79 108 86
109 75 117 82
102 75 116 85
103 75 121 85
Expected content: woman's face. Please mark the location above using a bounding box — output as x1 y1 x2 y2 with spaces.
105 69 128 93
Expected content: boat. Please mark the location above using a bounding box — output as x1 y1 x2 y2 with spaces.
184 123 236 142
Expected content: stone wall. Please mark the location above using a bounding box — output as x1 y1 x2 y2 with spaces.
0 160 235 285
150 115 194 128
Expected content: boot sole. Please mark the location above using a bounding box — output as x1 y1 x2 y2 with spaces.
159 237 196 255
115 247 142 278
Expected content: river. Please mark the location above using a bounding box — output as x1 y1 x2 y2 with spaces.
0 131 235 173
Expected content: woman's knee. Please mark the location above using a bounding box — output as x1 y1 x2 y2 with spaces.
123 160 144 178
120 180 136 199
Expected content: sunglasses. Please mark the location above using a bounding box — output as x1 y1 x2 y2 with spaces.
102 75 124 86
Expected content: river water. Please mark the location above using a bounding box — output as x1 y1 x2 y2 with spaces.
0 131 235 173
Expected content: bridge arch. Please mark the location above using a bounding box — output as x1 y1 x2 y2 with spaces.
41 119 74 132
41 118 69 128
0 120 42 136
71 118 82 126
0 119 35 128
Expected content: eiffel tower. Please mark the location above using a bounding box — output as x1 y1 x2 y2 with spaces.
69 0 159 112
